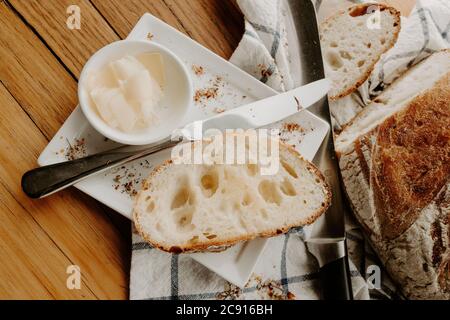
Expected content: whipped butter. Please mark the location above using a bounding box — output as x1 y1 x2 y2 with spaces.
87 53 165 133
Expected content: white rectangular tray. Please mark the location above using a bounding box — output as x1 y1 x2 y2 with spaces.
38 13 329 288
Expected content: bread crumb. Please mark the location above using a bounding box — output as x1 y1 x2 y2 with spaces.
242 274 297 300
282 123 305 133
109 161 153 198
214 108 225 114
194 87 218 103
216 283 241 300
192 65 205 76
257 279 294 300
147 32 154 40
194 76 223 106
65 138 87 161
278 123 308 147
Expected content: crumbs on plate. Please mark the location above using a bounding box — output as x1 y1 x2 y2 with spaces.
147 32 154 40
194 76 224 107
278 122 308 149
214 107 225 114
109 160 153 198
64 138 87 161
282 123 305 134
192 64 205 76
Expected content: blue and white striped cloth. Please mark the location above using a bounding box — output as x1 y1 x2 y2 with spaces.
130 0 450 300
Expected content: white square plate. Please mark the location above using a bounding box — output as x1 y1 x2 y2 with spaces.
38 14 330 288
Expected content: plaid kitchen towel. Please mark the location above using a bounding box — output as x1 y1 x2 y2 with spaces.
130 0 450 300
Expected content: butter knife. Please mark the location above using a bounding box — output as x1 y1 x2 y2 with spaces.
22 79 330 199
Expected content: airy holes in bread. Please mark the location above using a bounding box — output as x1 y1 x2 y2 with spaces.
202 228 213 237
171 187 190 209
357 60 366 68
171 178 195 210
280 178 297 197
146 201 155 213
246 164 259 176
200 170 219 198
281 160 298 179
326 50 343 70
380 37 386 45
258 180 282 206
242 193 254 206
233 202 242 212
174 206 195 232
330 41 338 48
188 235 199 244
340 50 352 60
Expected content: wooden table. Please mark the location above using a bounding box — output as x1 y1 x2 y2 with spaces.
0 0 415 300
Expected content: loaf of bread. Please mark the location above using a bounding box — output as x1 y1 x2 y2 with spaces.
336 50 450 299
133 135 331 253
320 3 401 100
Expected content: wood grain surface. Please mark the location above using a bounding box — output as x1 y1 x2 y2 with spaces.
0 0 416 299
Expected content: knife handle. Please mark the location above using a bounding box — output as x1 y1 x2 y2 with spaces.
319 241 353 300
22 137 181 199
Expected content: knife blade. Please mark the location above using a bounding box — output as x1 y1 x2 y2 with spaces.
181 78 330 140
285 0 353 299
22 78 330 199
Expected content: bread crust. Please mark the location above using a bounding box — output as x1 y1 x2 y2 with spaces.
336 49 450 146
337 68 450 299
371 74 450 239
133 141 331 254
321 3 401 100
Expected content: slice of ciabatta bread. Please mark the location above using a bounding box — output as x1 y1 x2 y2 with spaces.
320 3 401 100
133 136 331 253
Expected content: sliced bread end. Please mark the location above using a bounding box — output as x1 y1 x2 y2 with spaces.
320 3 401 100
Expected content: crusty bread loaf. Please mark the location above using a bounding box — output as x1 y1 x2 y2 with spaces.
337 50 450 151
133 136 331 253
336 51 450 299
320 3 401 100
